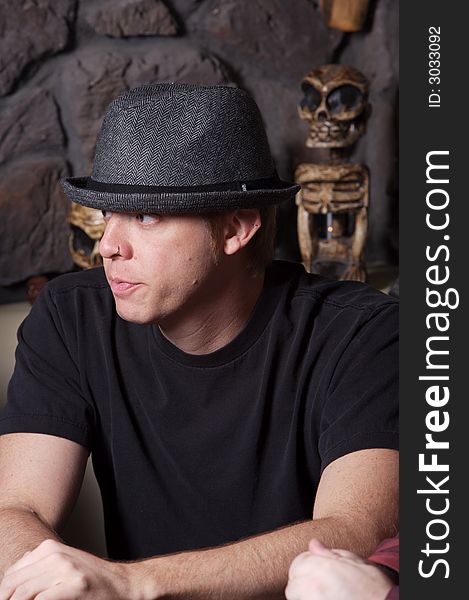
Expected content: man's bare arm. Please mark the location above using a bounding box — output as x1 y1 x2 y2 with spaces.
0 447 398 600
132 447 398 599
0 433 88 576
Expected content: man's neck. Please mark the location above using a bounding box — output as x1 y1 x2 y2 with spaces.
157 269 265 355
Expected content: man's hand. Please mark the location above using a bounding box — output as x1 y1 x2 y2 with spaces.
0 539 135 600
285 539 394 600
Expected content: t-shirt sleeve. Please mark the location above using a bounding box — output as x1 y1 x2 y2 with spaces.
385 587 399 600
369 535 400 595
0 286 95 450
317 301 399 470
368 534 400 573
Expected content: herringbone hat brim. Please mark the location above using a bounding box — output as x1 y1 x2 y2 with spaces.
62 177 299 213
62 83 300 213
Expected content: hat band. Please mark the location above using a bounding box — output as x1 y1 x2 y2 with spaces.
86 176 283 195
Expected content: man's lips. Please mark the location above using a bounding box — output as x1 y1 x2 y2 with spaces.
108 278 142 295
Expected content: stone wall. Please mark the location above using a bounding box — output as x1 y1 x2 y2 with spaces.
0 0 398 297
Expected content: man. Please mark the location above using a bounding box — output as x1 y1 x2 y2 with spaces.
0 83 398 599
285 536 399 600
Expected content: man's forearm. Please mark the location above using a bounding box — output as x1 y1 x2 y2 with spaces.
0 507 60 577
0 514 394 599
131 517 385 600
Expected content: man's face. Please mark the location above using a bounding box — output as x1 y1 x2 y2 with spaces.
99 211 220 325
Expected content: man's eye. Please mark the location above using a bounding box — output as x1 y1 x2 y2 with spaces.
101 210 114 221
136 214 159 224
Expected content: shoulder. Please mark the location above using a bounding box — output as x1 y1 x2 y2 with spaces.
30 268 113 325
45 267 109 296
270 260 398 317
42 268 111 306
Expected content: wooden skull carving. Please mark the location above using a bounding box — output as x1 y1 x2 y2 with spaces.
299 64 370 148
68 202 105 269
295 162 369 282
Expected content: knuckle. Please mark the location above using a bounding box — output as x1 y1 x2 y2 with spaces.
40 538 59 551
62 558 78 576
73 572 89 592
12 582 33 600
44 550 75 574
291 551 312 569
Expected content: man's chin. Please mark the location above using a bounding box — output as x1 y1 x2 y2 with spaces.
114 302 156 325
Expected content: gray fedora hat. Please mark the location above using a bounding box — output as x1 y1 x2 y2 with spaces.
62 83 300 213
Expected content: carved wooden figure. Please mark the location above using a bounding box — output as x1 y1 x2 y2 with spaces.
296 64 371 282
68 202 105 269
295 163 369 281
298 64 370 149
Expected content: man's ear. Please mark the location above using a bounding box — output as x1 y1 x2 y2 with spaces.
223 209 261 256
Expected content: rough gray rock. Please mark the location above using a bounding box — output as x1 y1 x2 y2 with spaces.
0 0 75 96
84 0 178 38
0 87 64 165
62 41 229 167
124 40 230 87
187 0 341 83
61 49 131 166
0 158 74 285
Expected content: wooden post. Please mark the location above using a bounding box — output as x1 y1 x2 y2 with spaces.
320 0 371 32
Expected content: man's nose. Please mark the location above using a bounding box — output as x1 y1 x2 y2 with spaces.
99 215 129 259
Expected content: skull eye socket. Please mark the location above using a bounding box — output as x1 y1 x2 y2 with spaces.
71 225 99 255
326 85 363 114
300 82 322 111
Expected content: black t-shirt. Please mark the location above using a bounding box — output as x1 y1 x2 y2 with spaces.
0 261 398 560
